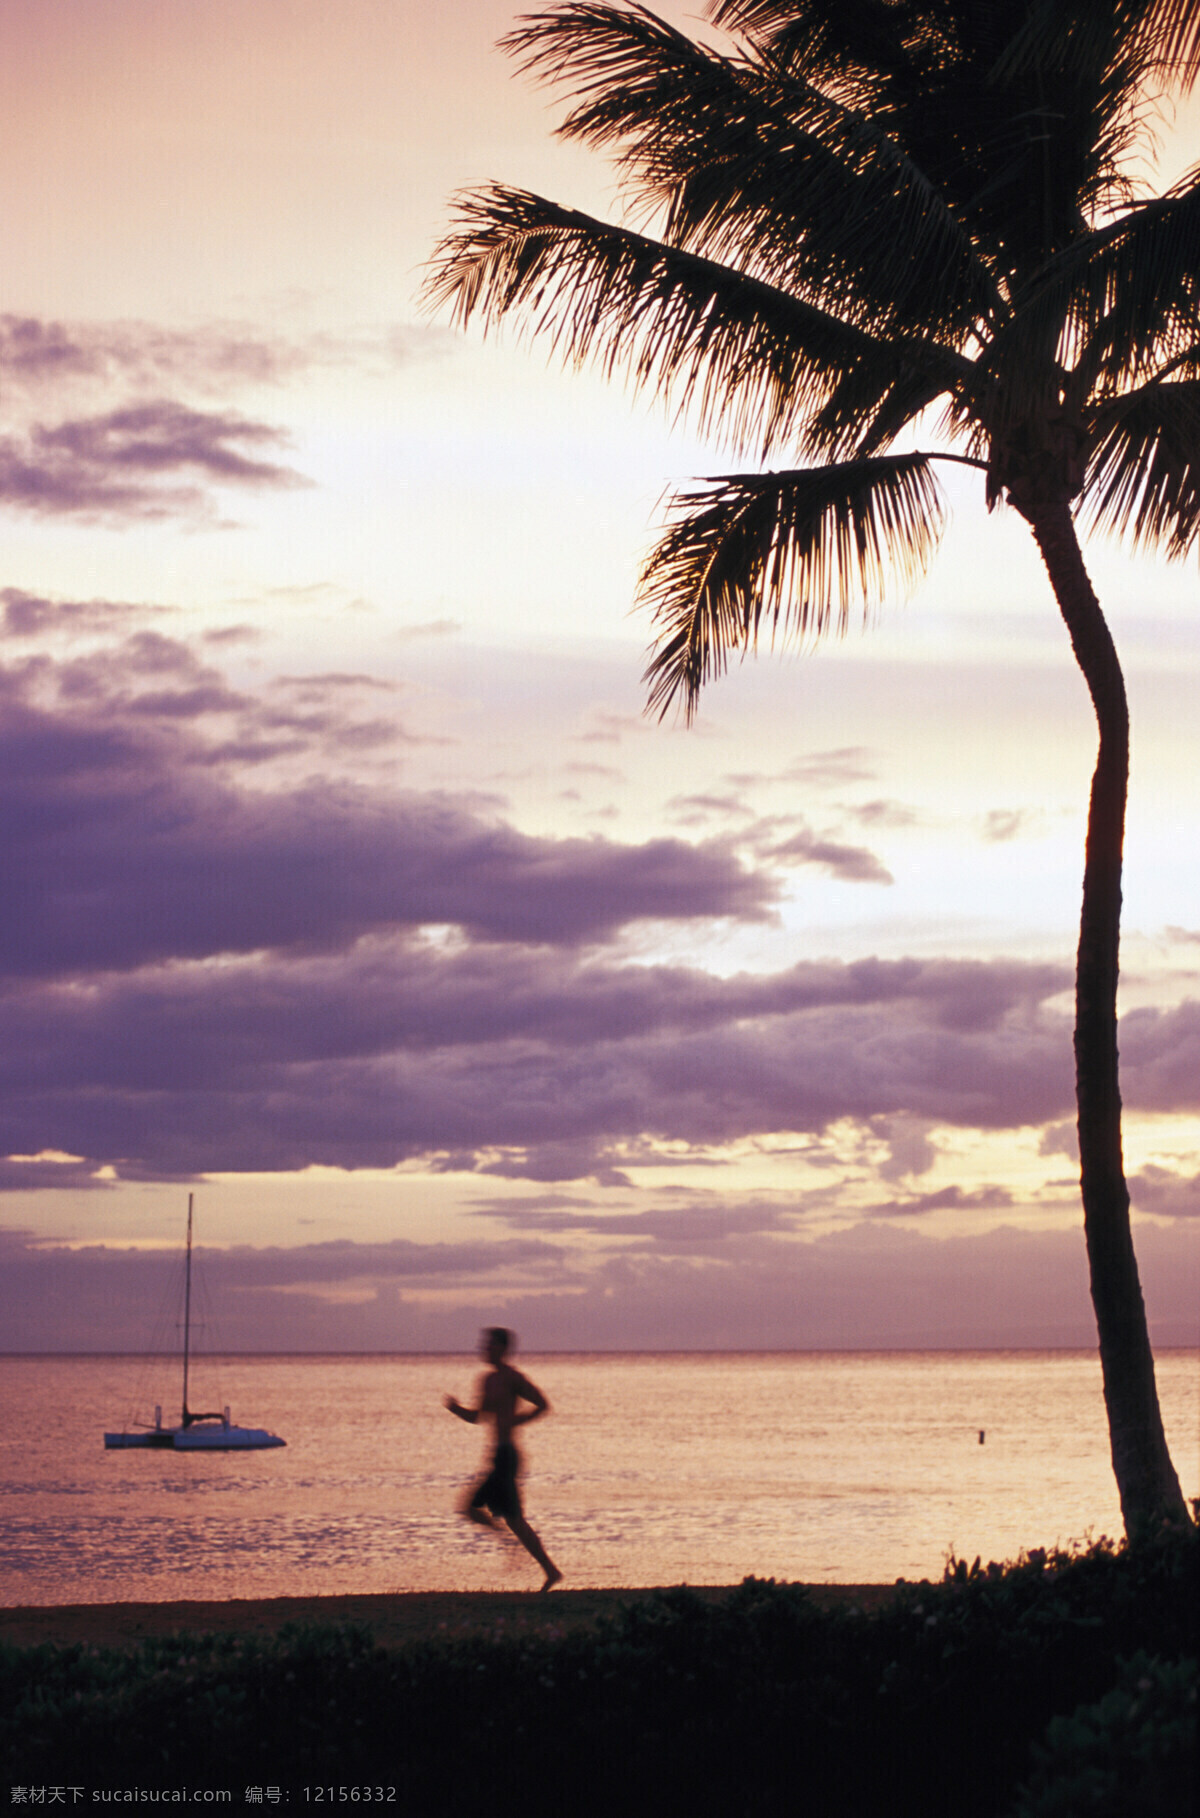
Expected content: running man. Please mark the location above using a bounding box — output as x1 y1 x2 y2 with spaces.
444 1327 562 1590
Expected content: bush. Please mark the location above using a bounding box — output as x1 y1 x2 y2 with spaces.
3 1525 1195 1818
1009 1653 1197 1818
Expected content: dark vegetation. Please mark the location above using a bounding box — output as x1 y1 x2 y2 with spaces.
4 1528 1195 1816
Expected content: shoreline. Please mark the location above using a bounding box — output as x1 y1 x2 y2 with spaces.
0 1582 900 1651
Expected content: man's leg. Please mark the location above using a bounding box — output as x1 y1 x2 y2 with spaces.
461 1487 497 1528
506 1511 562 1589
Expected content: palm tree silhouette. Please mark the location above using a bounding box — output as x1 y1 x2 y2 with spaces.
426 0 1198 1533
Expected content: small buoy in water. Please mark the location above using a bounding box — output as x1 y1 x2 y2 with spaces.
979 1430 986 1444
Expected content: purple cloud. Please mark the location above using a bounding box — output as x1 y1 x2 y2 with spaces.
982 809 1036 844
1 587 167 639
0 944 1075 1180
2 1219 1194 1351
1129 1163 1200 1218
0 625 1187 1192
472 1194 798 1251
0 774 774 976
756 824 893 884
0 642 774 985
844 799 919 829
0 602 1080 1192
664 790 895 884
1111 1002 1200 1113
865 1184 1015 1218
783 747 877 786
0 401 305 520
0 314 452 394
0 315 99 381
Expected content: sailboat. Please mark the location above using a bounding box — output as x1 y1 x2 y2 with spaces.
103 1194 286 1451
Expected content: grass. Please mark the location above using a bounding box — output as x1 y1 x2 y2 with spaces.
3 1523 1195 1817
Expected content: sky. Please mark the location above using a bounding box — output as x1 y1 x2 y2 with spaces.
0 0 1198 1354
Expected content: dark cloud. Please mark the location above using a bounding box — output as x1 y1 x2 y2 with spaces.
868 1115 938 1180
576 711 655 745
277 672 397 695
566 762 623 780
1 627 1188 1190
0 641 772 990
0 314 453 396
865 1184 1014 1218
474 1142 635 1187
1038 1121 1079 1160
783 747 877 786
469 1192 597 1217
1113 1001 1200 1112
666 793 895 883
202 624 262 646
2 1218 1194 1351
0 1154 108 1192
755 824 893 884
982 809 1034 844
393 617 461 642
0 1225 571 1353
0 401 305 521
843 799 919 829
0 314 285 389
667 791 751 823
28 628 250 717
1129 1163 1200 1218
0 742 774 976
716 749 878 793
0 945 1075 1180
452 1139 721 1183
474 1194 798 1253
1 586 167 638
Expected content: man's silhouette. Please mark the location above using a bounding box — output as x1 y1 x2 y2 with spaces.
445 1327 562 1590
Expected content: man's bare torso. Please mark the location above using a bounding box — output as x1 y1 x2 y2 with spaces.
479 1360 544 1444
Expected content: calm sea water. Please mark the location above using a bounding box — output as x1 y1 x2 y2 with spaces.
1 1351 1196 1604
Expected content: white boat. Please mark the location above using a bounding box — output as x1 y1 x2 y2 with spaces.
104 1194 285 1451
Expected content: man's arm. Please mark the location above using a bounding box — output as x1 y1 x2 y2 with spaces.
444 1394 479 1423
511 1374 549 1425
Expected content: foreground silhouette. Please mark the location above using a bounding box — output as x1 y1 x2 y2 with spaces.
445 1327 562 1590
426 0 1199 1536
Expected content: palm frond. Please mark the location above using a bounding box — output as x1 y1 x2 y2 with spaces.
986 0 1154 92
1002 169 1200 399
1072 172 1200 389
641 453 945 717
1151 0 1200 85
651 76 1001 340
424 185 961 457
718 2 1153 264
1084 375 1200 551
501 3 1003 341
709 1 936 102
816 350 968 458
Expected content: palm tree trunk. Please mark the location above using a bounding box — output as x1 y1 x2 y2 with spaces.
1028 500 1187 1536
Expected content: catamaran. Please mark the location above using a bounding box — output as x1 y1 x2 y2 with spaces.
103 1193 285 1451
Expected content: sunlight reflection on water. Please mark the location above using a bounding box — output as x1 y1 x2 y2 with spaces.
1 1351 1196 1602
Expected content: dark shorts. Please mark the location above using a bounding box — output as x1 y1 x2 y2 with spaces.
469 1441 522 1522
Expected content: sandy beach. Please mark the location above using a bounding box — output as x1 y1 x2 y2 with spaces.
0 1582 900 1652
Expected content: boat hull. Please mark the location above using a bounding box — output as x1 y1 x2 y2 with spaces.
104 1427 285 1450
175 1425 285 1450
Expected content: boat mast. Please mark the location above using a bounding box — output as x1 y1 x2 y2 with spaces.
182 1192 193 1426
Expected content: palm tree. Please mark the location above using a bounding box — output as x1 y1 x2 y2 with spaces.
425 0 1198 1534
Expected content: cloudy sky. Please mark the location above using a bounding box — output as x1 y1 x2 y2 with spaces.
1 0 1198 1352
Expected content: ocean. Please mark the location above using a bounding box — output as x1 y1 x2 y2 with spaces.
2 1350 1197 1604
